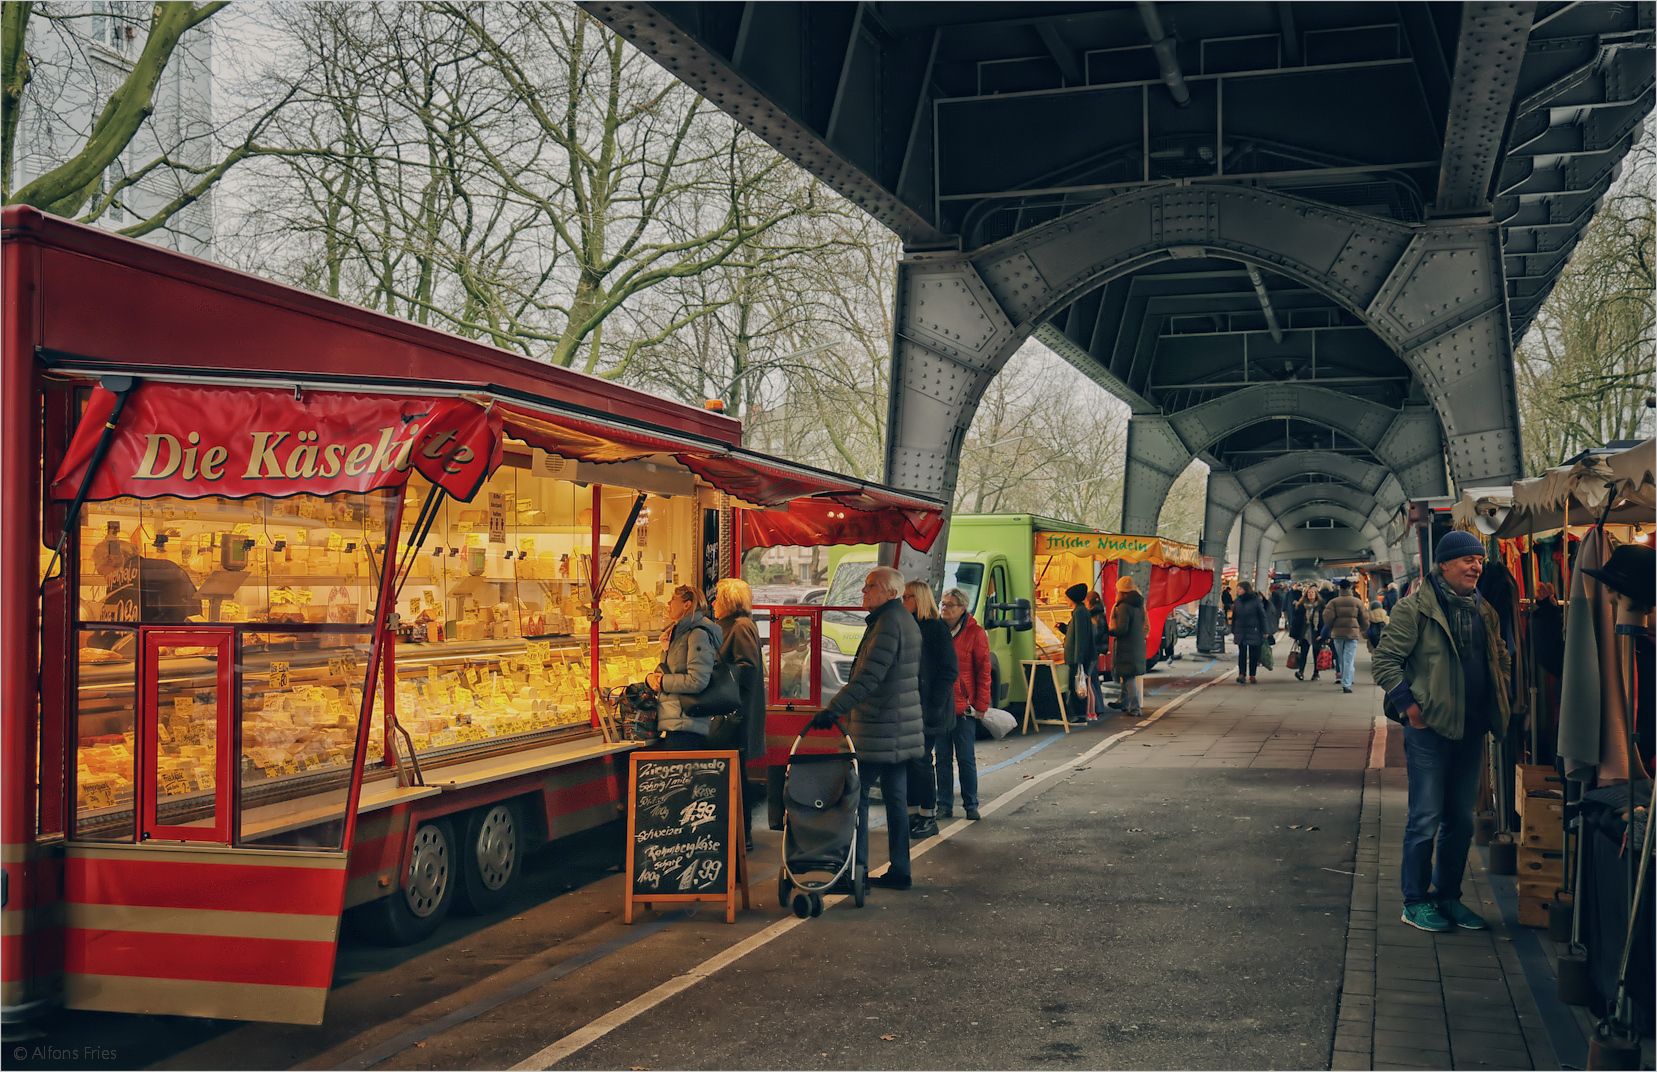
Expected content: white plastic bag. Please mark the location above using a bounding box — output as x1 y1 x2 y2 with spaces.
981 707 1017 740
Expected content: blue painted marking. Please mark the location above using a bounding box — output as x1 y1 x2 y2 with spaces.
1478 845 1588 1069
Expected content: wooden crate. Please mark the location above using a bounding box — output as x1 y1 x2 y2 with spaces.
1517 883 1570 929
1516 844 1571 882
1520 800 1565 850
1515 764 1564 816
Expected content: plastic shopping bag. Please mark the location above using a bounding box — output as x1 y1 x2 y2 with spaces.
981 707 1017 740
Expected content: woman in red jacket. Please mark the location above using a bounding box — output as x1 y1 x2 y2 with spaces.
938 587 990 820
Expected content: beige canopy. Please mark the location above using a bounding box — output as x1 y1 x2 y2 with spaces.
1473 440 1655 538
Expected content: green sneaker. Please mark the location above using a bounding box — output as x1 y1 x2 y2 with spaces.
1437 899 1489 930
1401 902 1453 932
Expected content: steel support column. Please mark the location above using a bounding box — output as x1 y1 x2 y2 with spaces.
1198 468 1247 654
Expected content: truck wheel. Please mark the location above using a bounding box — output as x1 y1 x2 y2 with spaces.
989 657 1004 709
456 803 521 915
355 818 456 946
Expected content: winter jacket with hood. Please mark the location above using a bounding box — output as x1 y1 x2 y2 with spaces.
1109 591 1147 676
1325 593 1367 640
655 610 723 735
1371 577 1513 741
1231 592 1269 647
824 597 924 764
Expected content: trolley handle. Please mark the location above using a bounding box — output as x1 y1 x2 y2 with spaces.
790 718 856 759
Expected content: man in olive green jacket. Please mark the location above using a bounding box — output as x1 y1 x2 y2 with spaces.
1372 530 1513 933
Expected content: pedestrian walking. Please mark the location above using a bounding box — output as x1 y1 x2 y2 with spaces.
1292 587 1317 681
939 587 987 820
1309 582 1334 681
1366 597 1390 652
1231 580 1269 683
646 585 724 750
810 566 923 890
1382 582 1400 612
1109 576 1147 716
903 581 958 840
1372 530 1512 933
1062 582 1097 724
1325 579 1367 693
711 578 765 851
1086 590 1110 715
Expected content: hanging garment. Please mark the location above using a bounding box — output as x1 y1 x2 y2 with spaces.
1559 531 1605 782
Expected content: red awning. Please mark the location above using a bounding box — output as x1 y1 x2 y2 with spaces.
492 401 716 464
739 496 947 553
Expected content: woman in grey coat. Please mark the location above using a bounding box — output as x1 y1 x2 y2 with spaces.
1109 576 1148 716
646 585 723 750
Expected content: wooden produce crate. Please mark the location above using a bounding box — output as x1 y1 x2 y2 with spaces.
1519 799 1565 850
1517 883 1570 929
1516 844 1573 883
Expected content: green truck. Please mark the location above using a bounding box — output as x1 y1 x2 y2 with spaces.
820 514 1092 710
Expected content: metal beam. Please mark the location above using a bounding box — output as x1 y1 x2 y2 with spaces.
1137 1 1190 106
1245 265 1284 344
1435 2 1538 213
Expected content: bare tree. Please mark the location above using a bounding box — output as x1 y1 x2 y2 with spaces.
1517 127 1655 470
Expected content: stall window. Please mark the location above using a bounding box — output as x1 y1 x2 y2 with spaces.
74 628 137 841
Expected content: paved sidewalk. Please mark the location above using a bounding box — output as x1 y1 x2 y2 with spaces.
1334 754 1559 1070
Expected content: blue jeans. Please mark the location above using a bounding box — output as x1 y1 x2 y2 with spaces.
1402 723 1485 905
934 714 979 811
858 760 910 879
1332 638 1358 688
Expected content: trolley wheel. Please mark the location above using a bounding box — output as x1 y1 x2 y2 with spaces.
853 865 866 908
455 802 521 915
791 892 812 919
1487 839 1518 876
778 872 793 908
808 892 824 918
351 818 456 946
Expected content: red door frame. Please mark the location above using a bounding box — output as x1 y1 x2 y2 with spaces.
137 628 235 844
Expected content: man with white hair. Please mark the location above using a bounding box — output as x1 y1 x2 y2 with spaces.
811 565 924 889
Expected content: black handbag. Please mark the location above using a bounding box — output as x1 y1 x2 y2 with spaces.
681 658 741 719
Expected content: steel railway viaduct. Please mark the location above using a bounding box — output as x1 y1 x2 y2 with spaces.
584 0 1654 646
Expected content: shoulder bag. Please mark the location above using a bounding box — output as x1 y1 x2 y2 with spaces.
681 622 741 718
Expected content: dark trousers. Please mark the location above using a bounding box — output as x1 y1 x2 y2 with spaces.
1309 637 1326 677
906 736 939 812
1295 638 1311 673
1237 644 1260 676
857 760 910 879
1066 663 1092 719
935 714 979 810
1401 723 1484 905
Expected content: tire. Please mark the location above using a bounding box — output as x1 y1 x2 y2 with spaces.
853 865 866 908
989 656 1004 708
791 892 811 919
808 892 824 917
354 818 457 946
455 802 521 915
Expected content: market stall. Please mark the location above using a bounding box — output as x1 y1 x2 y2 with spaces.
1031 530 1213 669
1 205 944 1026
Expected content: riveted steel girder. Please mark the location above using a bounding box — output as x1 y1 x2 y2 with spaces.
1262 483 1381 524
1234 451 1389 499
1436 3 1539 213
1275 502 1378 535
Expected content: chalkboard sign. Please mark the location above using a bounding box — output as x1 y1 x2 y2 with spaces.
624 750 750 923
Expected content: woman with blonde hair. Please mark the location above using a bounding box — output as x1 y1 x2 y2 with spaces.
711 577 764 850
902 580 958 839
1108 575 1147 716
645 584 722 749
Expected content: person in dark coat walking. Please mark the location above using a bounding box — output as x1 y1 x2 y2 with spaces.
1289 588 1313 680
1231 579 1270 683
1109 576 1148 716
811 566 923 890
903 581 958 840
712 578 765 852
1062 582 1097 724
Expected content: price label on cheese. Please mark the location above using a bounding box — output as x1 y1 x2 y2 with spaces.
156 723 173 744
454 687 474 706
196 770 216 792
519 536 536 554
328 657 346 678
329 752 347 767
526 641 550 665
280 759 303 776
175 696 195 718
233 523 251 536
464 606 480 622
123 730 136 748
424 590 438 610
159 769 190 796
456 521 473 533
426 665 439 681
302 754 322 770
328 533 343 550
327 699 350 720
467 667 482 685
409 597 422 617
269 661 291 690
84 783 115 809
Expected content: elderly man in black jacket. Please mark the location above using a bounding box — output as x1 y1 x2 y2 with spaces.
811 565 924 890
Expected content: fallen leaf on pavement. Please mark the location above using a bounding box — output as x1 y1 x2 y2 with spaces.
880 1034 897 1041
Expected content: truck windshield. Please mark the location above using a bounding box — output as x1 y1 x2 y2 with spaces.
824 560 984 617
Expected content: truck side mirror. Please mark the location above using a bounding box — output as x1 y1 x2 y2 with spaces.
985 598 1033 632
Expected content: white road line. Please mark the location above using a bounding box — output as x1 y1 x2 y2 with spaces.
510 668 1233 1071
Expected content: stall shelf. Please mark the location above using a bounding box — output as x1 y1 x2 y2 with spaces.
2 205 943 1026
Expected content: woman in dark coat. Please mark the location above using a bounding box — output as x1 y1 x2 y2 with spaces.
903 581 958 839
1231 579 1269 684
1288 588 1312 681
1062 582 1097 724
1086 590 1109 716
1109 576 1148 716
712 578 765 851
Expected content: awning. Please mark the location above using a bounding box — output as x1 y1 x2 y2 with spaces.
739 495 946 552
50 382 501 503
1033 530 1205 568
1470 440 1655 538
